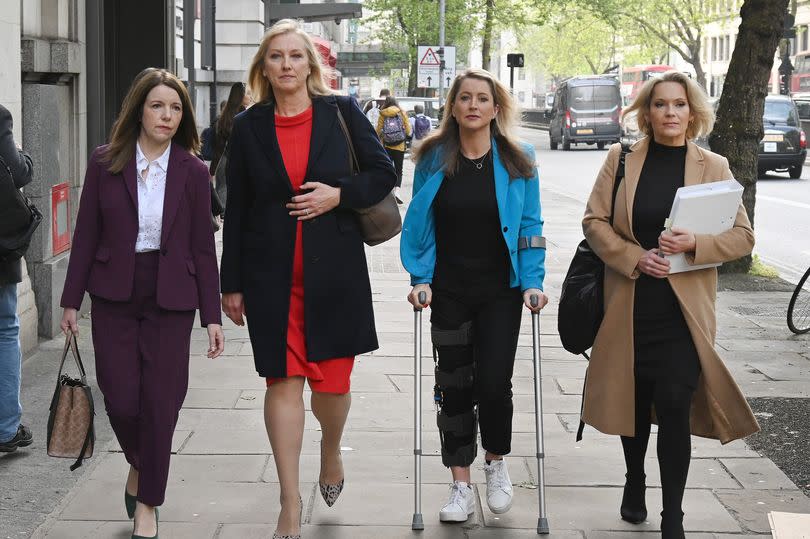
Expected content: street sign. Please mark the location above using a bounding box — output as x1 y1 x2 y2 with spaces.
417 45 456 89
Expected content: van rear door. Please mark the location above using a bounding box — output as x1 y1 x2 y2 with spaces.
570 84 621 139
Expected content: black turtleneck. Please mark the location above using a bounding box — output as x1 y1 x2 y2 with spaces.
632 138 691 328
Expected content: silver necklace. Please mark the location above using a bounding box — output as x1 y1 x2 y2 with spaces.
464 149 490 170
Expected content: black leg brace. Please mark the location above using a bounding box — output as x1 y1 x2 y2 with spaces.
431 320 477 468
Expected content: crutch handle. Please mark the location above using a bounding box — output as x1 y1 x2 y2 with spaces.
530 294 539 308
414 291 427 312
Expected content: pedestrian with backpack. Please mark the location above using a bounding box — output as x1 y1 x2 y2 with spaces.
0 104 35 454
376 95 411 204
411 104 432 149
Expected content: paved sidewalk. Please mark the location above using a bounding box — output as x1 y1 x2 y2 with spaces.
26 158 810 538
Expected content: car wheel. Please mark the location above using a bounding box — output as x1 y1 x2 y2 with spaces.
597 142 606 150
562 137 571 151
789 165 803 179
550 138 558 150
757 167 766 178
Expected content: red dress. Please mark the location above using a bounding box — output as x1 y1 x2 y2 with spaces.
265 108 355 393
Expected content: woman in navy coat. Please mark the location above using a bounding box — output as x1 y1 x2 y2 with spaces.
60 68 223 539
401 68 548 523
219 19 396 539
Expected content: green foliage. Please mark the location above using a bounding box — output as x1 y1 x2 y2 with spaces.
518 3 665 80
749 254 779 279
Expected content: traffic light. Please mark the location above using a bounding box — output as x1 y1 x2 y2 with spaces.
507 53 524 68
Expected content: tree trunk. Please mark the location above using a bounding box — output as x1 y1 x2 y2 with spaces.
481 0 495 71
409 50 418 95
708 0 788 273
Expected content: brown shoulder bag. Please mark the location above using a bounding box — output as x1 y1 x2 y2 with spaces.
47 333 95 470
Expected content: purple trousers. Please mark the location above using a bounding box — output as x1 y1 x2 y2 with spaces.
91 251 195 507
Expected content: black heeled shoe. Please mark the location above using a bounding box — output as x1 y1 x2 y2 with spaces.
125 490 137 519
620 473 647 524
661 511 685 539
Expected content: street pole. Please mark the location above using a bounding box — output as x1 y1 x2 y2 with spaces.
510 67 514 93
438 0 445 109
209 0 218 125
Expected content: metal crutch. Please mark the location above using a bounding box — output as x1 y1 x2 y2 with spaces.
412 290 427 531
530 294 550 534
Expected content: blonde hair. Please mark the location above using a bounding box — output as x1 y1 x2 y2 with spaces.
623 70 714 141
247 19 334 104
413 68 534 179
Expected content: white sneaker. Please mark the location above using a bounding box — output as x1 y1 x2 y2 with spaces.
439 481 475 522
483 459 513 514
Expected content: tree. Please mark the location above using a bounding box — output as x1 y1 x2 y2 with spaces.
709 0 788 272
587 0 733 89
520 5 664 80
362 0 478 94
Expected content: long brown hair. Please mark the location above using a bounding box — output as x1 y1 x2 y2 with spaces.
247 19 334 104
216 82 247 140
101 68 200 173
413 68 534 179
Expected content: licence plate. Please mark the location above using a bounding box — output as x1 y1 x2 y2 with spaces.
764 142 778 153
763 134 784 142
578 129 594 135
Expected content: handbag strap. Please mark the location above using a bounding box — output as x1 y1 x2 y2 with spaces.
608 143 630 225
608 143 631 226
57 333 88 385
335 102 360 175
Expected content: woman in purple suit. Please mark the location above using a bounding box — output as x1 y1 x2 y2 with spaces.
60 68 224 539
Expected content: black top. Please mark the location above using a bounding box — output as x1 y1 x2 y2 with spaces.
632 139 690 334
433 151 511 293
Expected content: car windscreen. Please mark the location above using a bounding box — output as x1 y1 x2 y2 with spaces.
764 101 799 127
570 85 619 109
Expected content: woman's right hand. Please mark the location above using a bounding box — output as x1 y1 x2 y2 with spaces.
636 249 670 279
222 293 246 326
407 284 432 308
60 308 79 335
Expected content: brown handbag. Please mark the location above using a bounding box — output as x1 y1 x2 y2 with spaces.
47 333 95 470
335 104 402 246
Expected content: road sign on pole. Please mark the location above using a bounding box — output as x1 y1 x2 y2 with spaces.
417 45 455 89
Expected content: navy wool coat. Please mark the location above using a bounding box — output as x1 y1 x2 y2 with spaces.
220 96 397 377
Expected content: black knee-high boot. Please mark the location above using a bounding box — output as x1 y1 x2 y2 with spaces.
619 381 654 524
655 382 695 539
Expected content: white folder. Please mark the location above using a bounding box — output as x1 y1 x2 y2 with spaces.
664 179 744 274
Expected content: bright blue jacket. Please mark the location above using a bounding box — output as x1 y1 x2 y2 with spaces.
400 141 546 291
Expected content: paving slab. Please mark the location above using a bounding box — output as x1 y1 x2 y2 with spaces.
713 489 810 534
37 521 218 539
720 458 797 490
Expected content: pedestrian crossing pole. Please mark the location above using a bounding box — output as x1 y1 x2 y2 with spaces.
438 0 446 109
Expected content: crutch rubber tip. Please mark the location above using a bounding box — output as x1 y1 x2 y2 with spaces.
537 517 550 534
412 513 424 530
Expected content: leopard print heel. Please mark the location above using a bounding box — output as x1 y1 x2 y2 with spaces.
319 478 344 507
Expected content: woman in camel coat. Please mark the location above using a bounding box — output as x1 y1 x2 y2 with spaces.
582 71 758 539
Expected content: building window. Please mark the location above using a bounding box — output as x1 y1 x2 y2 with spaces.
518 91 525 102
711 37 718 61
518 68 526 81
802 26 809 52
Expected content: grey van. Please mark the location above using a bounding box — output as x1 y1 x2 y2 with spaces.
549 76 622 150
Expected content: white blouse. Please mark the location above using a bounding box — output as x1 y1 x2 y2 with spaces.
134 142 171 253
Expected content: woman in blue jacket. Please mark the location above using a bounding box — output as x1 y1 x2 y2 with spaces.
401 68 548 523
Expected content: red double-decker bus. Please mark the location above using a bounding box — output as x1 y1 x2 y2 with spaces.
791 51 810 93
620 64 676 104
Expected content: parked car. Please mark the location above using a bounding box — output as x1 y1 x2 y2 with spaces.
548 76 622 151
759 94 806 179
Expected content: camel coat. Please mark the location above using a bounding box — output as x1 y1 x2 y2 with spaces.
581 137 759 444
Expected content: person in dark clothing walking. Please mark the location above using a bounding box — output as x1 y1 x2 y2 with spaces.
0 104 34 453
210 83 251 208
582 71 757 539
401 68 548 523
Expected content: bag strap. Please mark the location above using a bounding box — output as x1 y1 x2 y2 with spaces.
335 102 360 175
70 393 95 471
57 333 88 385
608 143 631 226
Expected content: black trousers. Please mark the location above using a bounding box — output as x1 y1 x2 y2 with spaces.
430 285 523 466
621 346 697 523
385 147 404 188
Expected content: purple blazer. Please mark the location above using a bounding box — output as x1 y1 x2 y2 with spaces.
61 144 222 326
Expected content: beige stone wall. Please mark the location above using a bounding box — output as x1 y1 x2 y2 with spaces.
1 0 39 355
